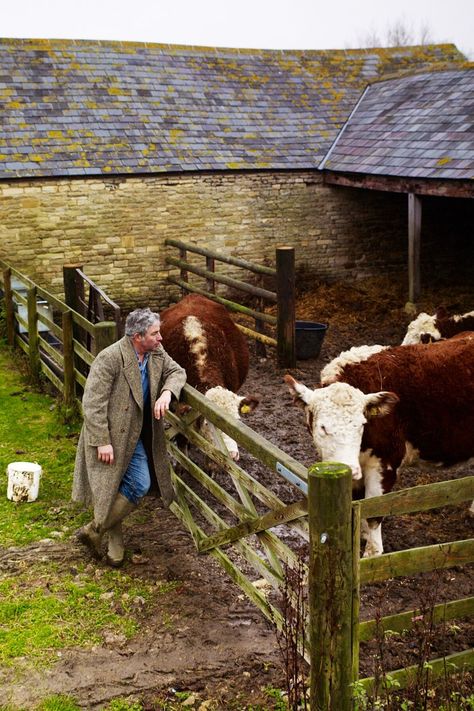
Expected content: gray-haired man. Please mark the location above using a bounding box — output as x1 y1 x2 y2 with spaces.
73 308 186 566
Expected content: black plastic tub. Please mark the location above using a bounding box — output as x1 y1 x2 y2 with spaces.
295 321 328 360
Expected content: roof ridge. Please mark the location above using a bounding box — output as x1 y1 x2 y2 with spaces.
366 60 474 85
0 36 462 58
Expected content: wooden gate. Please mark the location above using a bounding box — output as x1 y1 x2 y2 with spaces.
166 383 310 638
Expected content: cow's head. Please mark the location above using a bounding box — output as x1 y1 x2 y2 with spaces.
284 375 398 480
401 312 440 345
202 386 259 460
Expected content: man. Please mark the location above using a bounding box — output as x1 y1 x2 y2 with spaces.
72 307 186 567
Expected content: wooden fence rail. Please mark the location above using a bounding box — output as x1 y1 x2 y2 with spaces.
0 262 116 405
165 239 296 367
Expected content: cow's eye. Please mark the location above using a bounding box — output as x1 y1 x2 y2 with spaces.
319 424 329 436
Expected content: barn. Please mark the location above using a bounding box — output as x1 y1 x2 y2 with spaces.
0 38 472 310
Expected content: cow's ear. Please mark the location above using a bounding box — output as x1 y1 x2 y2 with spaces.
283 374 313 408
365 391 399 418
239 396 259 415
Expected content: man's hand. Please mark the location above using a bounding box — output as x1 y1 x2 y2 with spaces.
154 389 172 419
97 444 114 464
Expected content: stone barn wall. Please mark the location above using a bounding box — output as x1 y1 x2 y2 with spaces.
0 170 471 311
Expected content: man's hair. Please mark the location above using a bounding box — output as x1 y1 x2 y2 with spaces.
125 308 160 337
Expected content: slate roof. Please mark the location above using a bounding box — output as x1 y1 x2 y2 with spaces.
0 38 466 179
320 68 474 180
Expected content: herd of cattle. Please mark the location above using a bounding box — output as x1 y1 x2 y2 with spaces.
160 294 474 558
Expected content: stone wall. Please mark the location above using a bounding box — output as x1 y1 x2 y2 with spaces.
0 171 471 311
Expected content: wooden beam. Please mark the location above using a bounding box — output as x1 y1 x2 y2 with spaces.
322 171 474 199
408 193 422 304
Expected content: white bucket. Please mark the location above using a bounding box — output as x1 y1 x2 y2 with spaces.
6 462 42 502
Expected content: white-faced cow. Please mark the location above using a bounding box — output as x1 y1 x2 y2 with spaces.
402 306 474 345
285 335 474 557
160 294 258 460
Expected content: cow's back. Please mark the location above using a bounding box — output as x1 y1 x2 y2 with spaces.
160 294 249 393
437 312 474 339
338 336 474 464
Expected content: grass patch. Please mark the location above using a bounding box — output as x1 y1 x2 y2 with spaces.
0 560 177 668
0 343 84 546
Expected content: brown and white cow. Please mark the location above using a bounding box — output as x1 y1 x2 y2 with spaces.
320 344 389 385
160 294 258 459
402 306 474 345
285 335 474 557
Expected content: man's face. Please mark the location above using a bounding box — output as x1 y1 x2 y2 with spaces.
136 320 162 353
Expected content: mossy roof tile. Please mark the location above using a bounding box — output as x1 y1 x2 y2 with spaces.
321 67 474 180
0 38 467 179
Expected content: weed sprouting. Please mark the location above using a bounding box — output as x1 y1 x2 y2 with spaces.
274 559 309 710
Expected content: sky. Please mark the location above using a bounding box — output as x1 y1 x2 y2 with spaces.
1 0 473 59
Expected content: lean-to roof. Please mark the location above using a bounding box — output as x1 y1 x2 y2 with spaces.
320 67 474 180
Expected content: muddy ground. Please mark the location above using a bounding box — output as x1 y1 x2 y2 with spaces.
1 275 473 709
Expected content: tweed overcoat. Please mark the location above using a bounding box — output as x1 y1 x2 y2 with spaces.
72 336 186 524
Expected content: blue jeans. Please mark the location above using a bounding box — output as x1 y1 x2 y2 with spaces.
119 439 151 504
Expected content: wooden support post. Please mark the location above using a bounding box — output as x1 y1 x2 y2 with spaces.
62 310 75 407
93 321 117 356
408 193 422 305
2 268 16 346
276 246 296 368
308 461 353 711
27 286 41 383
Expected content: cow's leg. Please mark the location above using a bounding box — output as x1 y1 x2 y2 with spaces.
359 452 387 558
363 520 383 558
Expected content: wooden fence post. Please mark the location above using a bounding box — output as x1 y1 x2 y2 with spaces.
63 264 85 319
308 461 354 711
2 268 16 346
276 246 295 368
62 310 75 407
63 264 90 377
255 293 267 359
206 255 215 294
179 246 188 298
27 286 41 383
93 321 117 356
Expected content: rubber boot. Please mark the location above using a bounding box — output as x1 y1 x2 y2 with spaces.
107 522 125 568
77 493 136 563
76 520 103 559
104 493 136 567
